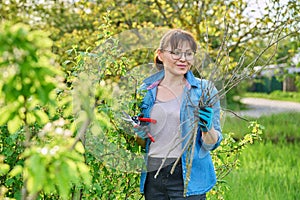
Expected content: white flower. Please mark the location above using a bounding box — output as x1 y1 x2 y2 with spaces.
50 146 60 155
55 127 64 135
40 147 48 155
64 130 73 137
54 118 65 127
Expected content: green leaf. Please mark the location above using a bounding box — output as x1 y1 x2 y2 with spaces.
8 165 22 177
74 141 85 154
34 109 49 125
0 164 10 175
36 87 48 104
25 154 46 194
26 176 36 194
0 104 16 125
7 115 22 133
56 162 71 200
77 162 91 185
25 112 36 124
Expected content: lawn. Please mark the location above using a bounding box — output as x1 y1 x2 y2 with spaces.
220 111 300 199
223 142 300 200
222 112 300 142
243 91 300 103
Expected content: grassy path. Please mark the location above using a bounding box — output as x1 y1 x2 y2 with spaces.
233 97 300 118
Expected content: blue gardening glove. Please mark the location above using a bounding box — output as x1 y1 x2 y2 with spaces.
198 106 213 132
133 125 155 142
133 125 149 139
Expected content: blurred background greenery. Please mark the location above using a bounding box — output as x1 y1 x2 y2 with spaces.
0 0 299 199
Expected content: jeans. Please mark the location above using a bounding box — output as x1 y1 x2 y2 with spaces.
144 161 206 200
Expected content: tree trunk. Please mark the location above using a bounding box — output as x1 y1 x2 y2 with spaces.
283 76 297 92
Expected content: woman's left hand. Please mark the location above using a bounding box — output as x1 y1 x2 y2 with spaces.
198 106 213 132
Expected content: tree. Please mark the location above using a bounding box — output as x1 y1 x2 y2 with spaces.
1 0 298 199
0 21 92 200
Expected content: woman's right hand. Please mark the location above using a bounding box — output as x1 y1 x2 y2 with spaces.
133 126 149 147
133 125 149 139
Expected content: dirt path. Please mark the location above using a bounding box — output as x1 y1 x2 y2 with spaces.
234 97 300 118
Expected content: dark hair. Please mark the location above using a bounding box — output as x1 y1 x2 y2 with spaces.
154 29 197 70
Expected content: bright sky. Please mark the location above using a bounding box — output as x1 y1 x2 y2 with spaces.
244 0 291 19
244 0 268 18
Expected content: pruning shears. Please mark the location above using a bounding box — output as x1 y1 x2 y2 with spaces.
121 111 157 142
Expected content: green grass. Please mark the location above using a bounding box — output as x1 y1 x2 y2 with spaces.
243 91 300 103
223 141 300 200
220 110 300 199
222 112 300 141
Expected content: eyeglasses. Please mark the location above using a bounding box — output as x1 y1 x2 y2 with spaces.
164 49 195 61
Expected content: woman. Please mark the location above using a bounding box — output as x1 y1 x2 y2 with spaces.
135 29 222 200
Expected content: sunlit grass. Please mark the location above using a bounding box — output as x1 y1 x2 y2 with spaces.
221 110 300 199
222 112 300 141
243 91 300 103
223 142 300 200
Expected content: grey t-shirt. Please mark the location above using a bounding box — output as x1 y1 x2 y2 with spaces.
148 97 182 159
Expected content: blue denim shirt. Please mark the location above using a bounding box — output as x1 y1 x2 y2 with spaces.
139 70 223 196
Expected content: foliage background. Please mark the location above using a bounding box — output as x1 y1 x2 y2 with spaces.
0 0 299 199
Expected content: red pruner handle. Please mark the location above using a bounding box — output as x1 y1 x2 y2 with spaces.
139 117 157 124
147 133 155 143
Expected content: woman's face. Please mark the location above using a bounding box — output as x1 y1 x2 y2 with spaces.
158 41 195 77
